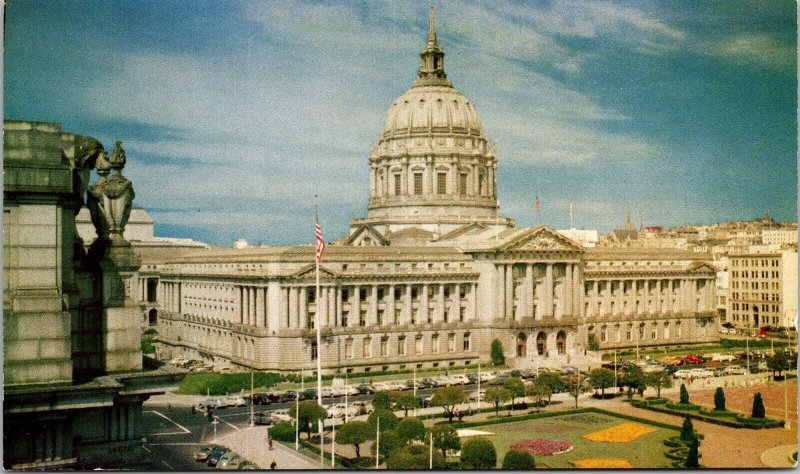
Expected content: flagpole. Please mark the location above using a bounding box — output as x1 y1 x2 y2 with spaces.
295 390 300 451
314 195 324 468
375 417 380 469
429 432 433 469
331 422 336 467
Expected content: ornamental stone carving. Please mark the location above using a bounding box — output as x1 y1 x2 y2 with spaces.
87 141 135 244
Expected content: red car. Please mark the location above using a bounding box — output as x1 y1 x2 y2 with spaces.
681 355 704 364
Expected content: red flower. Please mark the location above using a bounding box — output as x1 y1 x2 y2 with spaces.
511 438 573 456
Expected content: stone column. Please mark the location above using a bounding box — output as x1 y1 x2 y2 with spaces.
279 287 288 328
420 284 429 323
525 264 534 319
299 287 308 329
505 264 513 319
573 265 581 318
370 285 378 326
288 287 298 328
316 286 326 328
564 264 573 317
453 284 461 322
472 163 479 196
545 264 554 318
352 285 360 327
255 287 264 327
403 284 412 324
437 284 446 323
496 264 505 319
401 159 408 195
387 284 396 324
470 283 478 321
336 287 343 327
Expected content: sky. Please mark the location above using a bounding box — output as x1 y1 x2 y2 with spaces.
5 0 797 246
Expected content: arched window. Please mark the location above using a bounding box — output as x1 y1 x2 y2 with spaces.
516 333 527 357
556 331 566 355
148 308 158 326
536 332 547 356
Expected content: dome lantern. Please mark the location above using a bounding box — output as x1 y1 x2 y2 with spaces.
414 5 451 88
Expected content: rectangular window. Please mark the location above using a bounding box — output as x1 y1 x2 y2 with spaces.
359 312 366 327
459 173 468 195
363 338 371 358
463 333 471 351
381 337 388 357
432 334 439 353
414 173 423 195
394 173 401 195
345 339 353 359
437 172 447 194
448 334 455 352
415 336 423 354
479 173 486 195
398 336 406 355
311 342 318 360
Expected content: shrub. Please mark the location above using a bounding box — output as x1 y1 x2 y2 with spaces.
713 387 726 411
337 421 372 460
679 383 689 404
396 417 426 444
680 417 695 442
387 444 445 470
268 422 295 442
685 435 700 468
373 392 392 410
431 424 461 458
490 339 505 366
460 436 497 469
501 449 536 469
371 429 404 461
751 393 766 418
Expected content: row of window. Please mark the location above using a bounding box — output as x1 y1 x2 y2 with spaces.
730 314 782 325
730 292 780 302
380 170 488 196
731 259 781 268
731 281 780 290
595 321 684 343
730 303 781 312
731 270 781 279
327 332 472 361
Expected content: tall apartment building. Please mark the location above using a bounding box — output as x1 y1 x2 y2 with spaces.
727 249 798 329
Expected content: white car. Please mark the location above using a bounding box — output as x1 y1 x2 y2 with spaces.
340 385 359 397
372 382 393 392
478 372 497 383
225 396 246 407
689 368 714 379
722 365 747 376
672 369 693 379
709 353 737 362
468 389 486 401
270 409 293 423
449 374 470 385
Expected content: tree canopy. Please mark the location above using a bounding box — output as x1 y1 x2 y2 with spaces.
503 377 526 409
392 391 420 417
646 371 673 399
588 368 615 397
485 386 511 416
460 436 497 469
293 401 327 438
395 417 427 444
387 444 445 470
337 421 372 459
431 386 467 422
431 424 461 458
367 408 399 433
490 339 505 366
502 449 536 469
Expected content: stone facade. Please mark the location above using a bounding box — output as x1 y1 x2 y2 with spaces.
147 10 718 375
3 120 183 469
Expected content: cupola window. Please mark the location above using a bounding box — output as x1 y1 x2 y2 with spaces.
413 173 423 195
437 172 447 194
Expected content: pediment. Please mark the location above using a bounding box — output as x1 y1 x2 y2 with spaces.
499 226 584 253
688 261 718 274
291 263 337 279
345 224 390 247
435 222 489 242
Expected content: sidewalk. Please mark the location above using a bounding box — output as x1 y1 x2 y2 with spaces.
216 426 319 470
760 444 798 468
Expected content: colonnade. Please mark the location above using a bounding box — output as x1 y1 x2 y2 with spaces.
370 157 495 199
584 277 715 319
494 262 582 320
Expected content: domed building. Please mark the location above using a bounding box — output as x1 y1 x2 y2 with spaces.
351 7 512 243
145 9 719 375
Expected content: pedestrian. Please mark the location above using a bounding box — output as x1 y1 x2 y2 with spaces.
270 460 277 470
269 438 273 451
191 405 196 415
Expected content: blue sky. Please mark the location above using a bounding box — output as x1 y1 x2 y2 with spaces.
5 0 797 245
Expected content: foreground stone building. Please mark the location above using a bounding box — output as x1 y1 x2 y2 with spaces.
3 121 182 469
149 10 718 374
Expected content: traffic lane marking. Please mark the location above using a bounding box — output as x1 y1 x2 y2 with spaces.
143 410 192 434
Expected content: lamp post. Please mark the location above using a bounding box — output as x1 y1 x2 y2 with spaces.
249 370 255 427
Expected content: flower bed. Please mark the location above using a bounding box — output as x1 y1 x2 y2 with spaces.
511 438 573 456
583 422 656 443
571 458 633 468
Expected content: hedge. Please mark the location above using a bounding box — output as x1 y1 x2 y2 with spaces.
451 407 682 432
632 400 784 429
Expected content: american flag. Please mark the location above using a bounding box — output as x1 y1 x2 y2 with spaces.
534 194 541 213
315 220 326 262
496 199 501 210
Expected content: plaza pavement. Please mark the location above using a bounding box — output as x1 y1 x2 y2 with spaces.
216 425 320 470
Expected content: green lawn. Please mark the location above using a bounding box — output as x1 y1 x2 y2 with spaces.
466 411 675 468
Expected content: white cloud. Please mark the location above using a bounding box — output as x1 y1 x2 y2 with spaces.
709 33 795 72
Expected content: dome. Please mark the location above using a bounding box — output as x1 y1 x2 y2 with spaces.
380 86 484 142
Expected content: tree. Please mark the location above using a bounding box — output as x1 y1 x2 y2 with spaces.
713 387 726 411
431 386 467 422
367 408 399 433
752 392 765 418
563 373 587 408
396 417 426 444
490 339 505 366
685 435 700 468
371 429 404 461
503 377 526 410
431 424 461 459
268 422 295 442
619 364 645 400
588 368 615 398
392 392 420 417
336 421 372 460
387 444 446 470
373 392 392 410
294 401 327 439
680 416 695 442
527 383 551 407
502 449 536 470
534 372 563 402
646 371 673 399
460 436 497 469
587 333 600 351
679 383 690 404
485 387 510 416
767 351 790 377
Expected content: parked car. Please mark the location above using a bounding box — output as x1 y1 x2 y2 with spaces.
688 368 714 379
269 409 293 423
417 378 437 389
449 374 470 385
355 384 375 394
206 446 230 467
194 446 214 462
722 365 747 376
681 355 705 365
216 452 240 469
350 401 374 415
339 385 359 397
468 389 486 402
199 398 228 409
226 396 246 407
672 369 693 380
253 412 276 425
709 353 737 362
